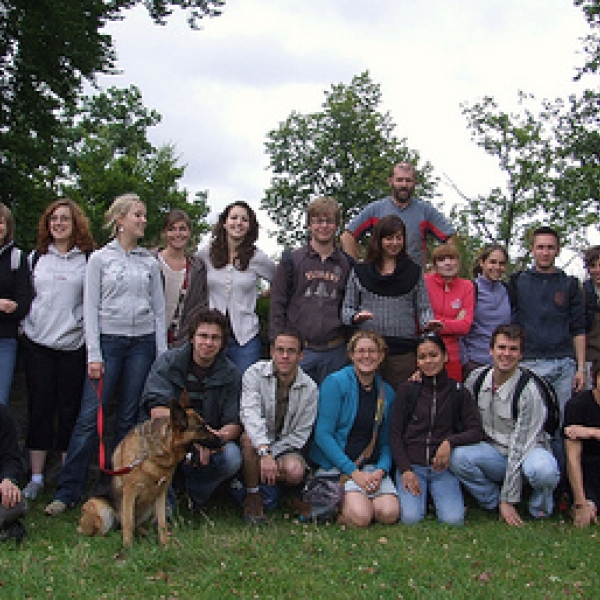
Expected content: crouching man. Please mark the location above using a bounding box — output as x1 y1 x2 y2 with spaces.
239 330 318 524
450 324 560 525
141 309 242 510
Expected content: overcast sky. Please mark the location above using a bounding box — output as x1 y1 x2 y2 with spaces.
98 0 590 263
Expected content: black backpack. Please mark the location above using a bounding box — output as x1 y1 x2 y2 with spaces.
471 366 560 436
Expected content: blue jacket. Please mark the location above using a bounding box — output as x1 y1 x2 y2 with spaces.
510 268 585 360
310 365 395 476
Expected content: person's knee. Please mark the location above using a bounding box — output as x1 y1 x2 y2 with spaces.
449 446 472 475
341 496 373 528
437 506 465 526
400 506 423 525
278 456 305 486
374 497 400 524
525 456 560 488
221 442 243 476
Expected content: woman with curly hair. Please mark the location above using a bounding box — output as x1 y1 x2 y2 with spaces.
198 201 275 372
21 199 95 499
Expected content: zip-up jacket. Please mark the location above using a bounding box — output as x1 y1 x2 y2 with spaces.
390 370 483 474
0 242 32 339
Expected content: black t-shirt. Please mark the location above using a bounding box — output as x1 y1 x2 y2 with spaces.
345 382 378 463
564 390 600 464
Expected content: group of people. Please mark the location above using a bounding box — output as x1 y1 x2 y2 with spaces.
0 160 598 537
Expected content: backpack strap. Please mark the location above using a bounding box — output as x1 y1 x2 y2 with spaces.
511 370 532 421
471 365 492 401
354 385 385 468
10 247 22 271
281 247 295 306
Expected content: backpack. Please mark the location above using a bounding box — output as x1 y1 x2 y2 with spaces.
471 366 560 436
403 380 466 433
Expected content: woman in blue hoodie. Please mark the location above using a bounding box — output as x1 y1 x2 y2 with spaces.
45 193 166 516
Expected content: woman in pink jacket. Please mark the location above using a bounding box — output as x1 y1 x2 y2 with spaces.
424 244 474 382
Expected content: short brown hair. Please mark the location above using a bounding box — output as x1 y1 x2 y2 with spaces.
490 323 524 351
188 308 229 344
584 245 600 269
431 243 459 265
306 196 340 227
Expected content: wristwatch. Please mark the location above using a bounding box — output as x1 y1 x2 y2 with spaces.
258 446 271 458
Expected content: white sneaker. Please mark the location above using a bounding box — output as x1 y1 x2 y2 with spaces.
23 480 44 500
45 499 68 516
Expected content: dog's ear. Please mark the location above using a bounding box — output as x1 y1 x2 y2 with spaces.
170 399 189 432
179 389 191 409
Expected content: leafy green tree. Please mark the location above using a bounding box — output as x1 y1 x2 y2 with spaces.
1 0 223 239
261 71 437 247
59 86 209 248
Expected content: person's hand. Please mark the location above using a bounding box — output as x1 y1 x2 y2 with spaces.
193 444 213 466
431 440 451 471
260 454 279 486
150 406 170 420
0 478 21 508
88 362 104 380
401 470 421 496
424 320 443 333
353 310 374 324
499 501 524 526
408 370 422 383
573 501 597 528
351 470 372 493
564 425 594 440
456 309 466 320
573 370 586 393
364 469 384 494
0 299 17 314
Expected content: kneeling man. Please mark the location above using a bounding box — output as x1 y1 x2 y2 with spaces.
141 309 242 510
450 324 560 525
240 330 318 523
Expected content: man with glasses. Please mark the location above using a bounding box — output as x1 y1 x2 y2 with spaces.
270 196 351 385
141 308 242 510
238 330 317 524
340 162 454 266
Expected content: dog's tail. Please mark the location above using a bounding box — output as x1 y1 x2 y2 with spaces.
78 497 115 536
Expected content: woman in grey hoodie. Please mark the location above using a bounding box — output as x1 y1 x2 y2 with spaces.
45 193 167 516
21 199 95 500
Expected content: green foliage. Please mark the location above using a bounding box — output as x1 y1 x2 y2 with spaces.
59 86 209 248
262 72 437 247
0 0 223 240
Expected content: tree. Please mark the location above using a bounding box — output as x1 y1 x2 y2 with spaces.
261 71 437 247
58 85 209 248
0 0 223 231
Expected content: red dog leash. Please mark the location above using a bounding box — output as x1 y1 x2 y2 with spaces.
91 376 139 476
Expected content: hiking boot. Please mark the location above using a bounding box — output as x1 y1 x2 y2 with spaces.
243 491 267 525
45 499 68 517
23 480 44 500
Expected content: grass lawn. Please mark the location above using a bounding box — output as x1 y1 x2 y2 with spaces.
0 490 597 600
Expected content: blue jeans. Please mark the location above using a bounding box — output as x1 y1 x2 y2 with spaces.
226 335 261 374
0 338 17 405
396 465 465 525
301 344 348 386
55 334 156 505
521 357 576 471
180 441 242 506
450 442 560 517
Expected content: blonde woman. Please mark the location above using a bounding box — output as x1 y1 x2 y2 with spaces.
46 193 166 516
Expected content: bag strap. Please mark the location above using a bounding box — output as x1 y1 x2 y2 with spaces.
354 384 385 469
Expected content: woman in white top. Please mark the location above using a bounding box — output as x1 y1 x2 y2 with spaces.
156 209 208 347
198 201 275 373
45 193 166 516
21 199 95 500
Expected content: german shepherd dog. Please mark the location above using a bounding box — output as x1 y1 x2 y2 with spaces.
78 398 222 546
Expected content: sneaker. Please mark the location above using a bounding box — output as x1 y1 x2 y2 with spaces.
23 480 44 500
243 491 267 525
45 499 68 517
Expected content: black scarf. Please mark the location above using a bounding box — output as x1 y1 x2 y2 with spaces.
353 255 421 297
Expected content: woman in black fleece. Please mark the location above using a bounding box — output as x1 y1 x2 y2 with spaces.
390 332 483 525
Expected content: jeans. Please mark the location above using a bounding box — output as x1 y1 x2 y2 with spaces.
450 442 560 517
521 357 576 471
226 335 261 374
0 338 17 405
396 465 465 525
55 334 156 505
180 441 242 506
301 344 348 386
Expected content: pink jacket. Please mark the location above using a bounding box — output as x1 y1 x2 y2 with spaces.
424 273 475 381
